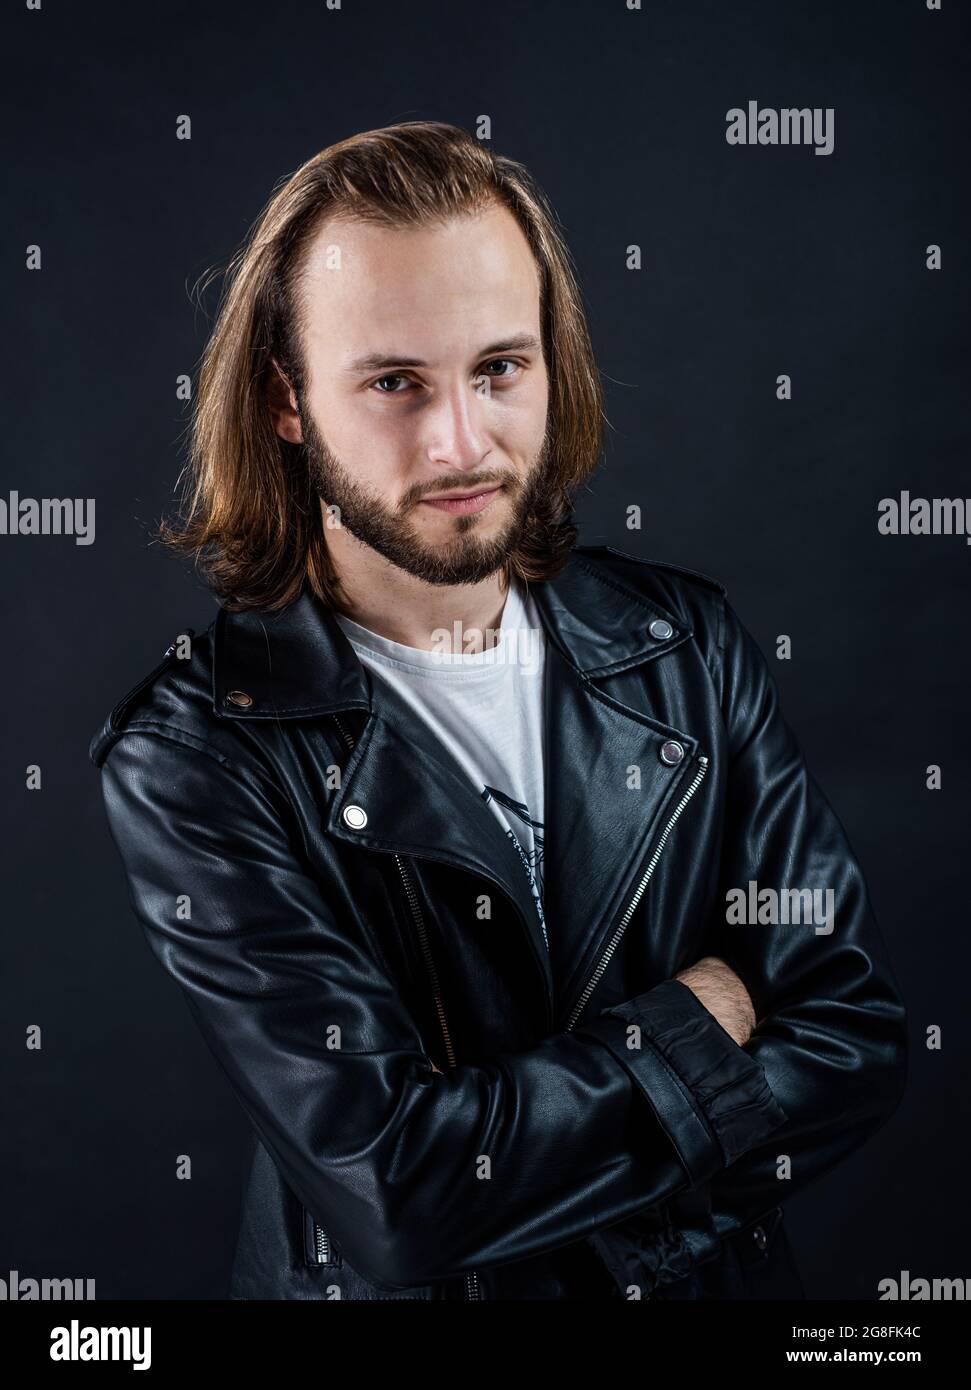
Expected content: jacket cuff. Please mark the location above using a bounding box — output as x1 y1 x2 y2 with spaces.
575 979 788 1187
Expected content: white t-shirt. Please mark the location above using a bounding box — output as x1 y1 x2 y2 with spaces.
333 579 548 950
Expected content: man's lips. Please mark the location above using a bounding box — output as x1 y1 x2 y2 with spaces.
419 485 504 515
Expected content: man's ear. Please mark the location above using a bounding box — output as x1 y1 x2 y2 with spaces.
265 357 303 445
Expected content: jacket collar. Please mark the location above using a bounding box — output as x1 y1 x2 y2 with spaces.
211 545 690 720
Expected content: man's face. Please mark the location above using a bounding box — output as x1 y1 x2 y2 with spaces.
278 204 552 586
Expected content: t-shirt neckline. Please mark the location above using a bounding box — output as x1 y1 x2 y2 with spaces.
333 579 531 678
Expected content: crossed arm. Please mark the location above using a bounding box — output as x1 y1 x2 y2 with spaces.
98 723 788 1292
378 595 908 1277
96 600 904 1291
428 956 754 1072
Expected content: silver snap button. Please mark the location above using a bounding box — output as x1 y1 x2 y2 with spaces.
342 804 368 830
649 619 674 640
227 690 253 707
659 740 684 766
752 1225 767 1252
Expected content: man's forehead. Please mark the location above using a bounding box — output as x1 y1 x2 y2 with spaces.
298 209 542 360
304 202 521 255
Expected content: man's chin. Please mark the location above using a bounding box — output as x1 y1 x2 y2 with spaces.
374 525 520 587
396 547 514 587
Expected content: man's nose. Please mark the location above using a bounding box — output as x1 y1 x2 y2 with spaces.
422 380 492 469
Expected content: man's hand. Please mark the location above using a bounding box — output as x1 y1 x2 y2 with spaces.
674 955 757 1047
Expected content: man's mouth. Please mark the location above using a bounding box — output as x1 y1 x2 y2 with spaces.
418 485 504 515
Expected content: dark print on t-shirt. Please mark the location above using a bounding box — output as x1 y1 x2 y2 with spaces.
481 784 548 951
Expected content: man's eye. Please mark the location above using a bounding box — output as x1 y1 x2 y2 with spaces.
481 358 518 378
372 374 410 394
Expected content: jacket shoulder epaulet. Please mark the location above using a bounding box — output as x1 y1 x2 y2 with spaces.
577 545 728 597
88 630 196 770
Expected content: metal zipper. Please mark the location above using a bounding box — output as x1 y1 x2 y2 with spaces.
563 755 710 1032
395 853 456 1069
315 1225 332 1263
304 1202 341 1266
330 712 482 1302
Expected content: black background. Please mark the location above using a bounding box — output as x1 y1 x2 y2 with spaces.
2 0 968 1300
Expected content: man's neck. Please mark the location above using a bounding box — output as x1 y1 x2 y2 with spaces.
328 536 511 653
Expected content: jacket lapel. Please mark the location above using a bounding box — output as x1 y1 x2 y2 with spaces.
530 556 703 1024
326 670 557 1016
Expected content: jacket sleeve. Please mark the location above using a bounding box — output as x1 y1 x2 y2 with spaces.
701 597 909 1242
97 723 788 1292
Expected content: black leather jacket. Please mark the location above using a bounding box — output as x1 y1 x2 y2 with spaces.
90 544 907 1300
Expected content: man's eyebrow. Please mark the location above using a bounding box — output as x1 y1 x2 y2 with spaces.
343 334 543 375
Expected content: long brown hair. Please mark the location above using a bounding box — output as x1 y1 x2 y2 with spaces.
160 121 606 611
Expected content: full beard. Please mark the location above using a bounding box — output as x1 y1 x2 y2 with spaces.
300 406 552 587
